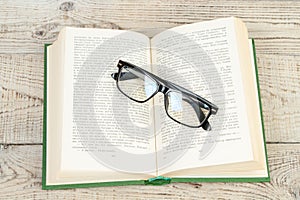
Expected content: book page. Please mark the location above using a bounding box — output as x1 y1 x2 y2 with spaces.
46 30 66 185
150 18 254 174
59 27 157 181
161 40 268 178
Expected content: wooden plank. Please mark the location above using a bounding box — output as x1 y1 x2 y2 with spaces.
0 0 300 53
257 54 300 142
0 144 298 199
0 54 43 144
1 52 299 143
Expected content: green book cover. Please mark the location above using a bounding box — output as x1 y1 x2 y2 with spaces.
42 39 270 190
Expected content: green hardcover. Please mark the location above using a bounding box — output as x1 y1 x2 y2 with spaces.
42 39 270 190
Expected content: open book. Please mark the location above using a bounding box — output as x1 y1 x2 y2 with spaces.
43 17 269 189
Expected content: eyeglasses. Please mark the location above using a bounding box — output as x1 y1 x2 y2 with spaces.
111 60 218 131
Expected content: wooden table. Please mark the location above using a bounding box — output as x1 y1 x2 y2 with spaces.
1 1 299 199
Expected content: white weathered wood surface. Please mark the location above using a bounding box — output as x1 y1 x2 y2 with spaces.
0 0 299 199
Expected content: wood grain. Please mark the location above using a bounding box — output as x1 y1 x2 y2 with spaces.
0 54 43 144
0 1 300 53
0 144 298 199
0 0 300 199
257 54 300 142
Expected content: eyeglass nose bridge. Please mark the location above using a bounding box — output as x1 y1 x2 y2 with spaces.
157 84 169 94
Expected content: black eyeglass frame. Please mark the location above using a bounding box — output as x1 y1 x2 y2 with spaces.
111 60 218 130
